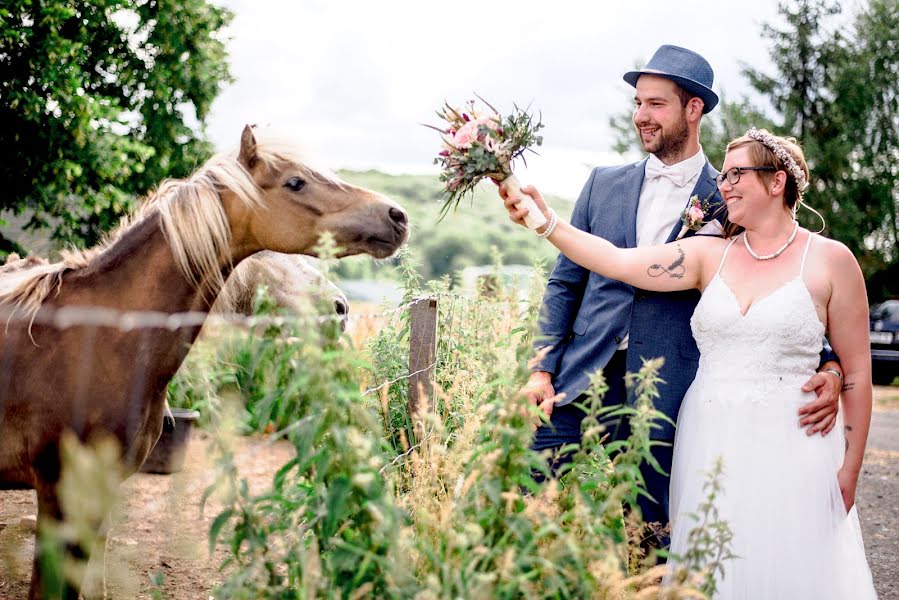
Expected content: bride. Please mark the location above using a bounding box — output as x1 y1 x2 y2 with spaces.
502 128 877 598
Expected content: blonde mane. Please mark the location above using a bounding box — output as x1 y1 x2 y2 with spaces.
0 137 338 317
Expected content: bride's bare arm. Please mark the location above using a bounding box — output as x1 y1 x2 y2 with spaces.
544 220 707 292
824 240 872 511
502 184 708 292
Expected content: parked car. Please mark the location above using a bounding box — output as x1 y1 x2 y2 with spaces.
870 299 899 385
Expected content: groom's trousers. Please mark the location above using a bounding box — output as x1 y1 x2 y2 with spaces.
530 350 675 545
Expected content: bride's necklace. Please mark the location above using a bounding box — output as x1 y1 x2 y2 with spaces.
743 220 799 260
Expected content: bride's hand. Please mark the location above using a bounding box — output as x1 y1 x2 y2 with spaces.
837 466 858 513
500 184 550 228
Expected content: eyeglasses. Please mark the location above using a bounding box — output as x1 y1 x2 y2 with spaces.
715 166 777 187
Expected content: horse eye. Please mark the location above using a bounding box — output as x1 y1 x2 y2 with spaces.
285 177 306 192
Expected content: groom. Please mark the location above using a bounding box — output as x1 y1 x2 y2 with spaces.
507 45 843 543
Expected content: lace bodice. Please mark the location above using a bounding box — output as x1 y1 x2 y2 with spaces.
690 234 825 399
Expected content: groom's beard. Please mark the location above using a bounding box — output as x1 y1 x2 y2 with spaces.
639 111 690 163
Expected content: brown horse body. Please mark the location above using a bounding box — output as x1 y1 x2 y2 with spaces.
0 126 407 598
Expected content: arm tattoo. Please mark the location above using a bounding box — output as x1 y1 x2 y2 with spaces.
842 382 855 392
845 425 853 452
647 245 686 279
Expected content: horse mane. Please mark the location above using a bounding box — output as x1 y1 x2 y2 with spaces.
0 132 344 318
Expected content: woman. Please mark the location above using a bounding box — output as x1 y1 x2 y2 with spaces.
504 129 876 598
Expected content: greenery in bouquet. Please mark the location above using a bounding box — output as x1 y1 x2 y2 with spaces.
428 97 544 219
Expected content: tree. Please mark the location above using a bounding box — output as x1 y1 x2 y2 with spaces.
608 0 899 298
0 0 233 253
746 0 898 296
743 0 844 142
830 0 899 297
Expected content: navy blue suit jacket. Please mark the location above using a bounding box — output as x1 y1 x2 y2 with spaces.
534 158 723 440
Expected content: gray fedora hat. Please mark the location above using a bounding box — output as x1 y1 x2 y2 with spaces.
623 45 719 113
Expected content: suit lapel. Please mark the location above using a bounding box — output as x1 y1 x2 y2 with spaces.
623 159 647 248
664 159 721 243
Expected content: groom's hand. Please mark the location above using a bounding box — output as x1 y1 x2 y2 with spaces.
799 361 842 436
524 371 557 421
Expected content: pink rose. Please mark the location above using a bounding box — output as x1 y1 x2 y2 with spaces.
689 206 705 223
452 120 480 148
451 117 501 149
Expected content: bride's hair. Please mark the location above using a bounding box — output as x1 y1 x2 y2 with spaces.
719 129 814 238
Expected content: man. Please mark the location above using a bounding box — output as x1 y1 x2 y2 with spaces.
502 44 842 544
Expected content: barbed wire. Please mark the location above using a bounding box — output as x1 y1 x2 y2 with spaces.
0 292 530 340
0 294 440 331
361 360 438 397
0 289 527 415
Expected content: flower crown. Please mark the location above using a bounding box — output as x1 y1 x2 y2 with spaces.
746 128 809 193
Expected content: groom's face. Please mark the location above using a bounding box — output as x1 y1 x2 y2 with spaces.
632 75 690 162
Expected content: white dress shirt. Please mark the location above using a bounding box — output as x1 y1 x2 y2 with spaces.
619 148 707 350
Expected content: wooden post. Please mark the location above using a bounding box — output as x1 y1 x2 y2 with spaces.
408 296 438 415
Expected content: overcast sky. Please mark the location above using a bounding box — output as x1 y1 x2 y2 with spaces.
205 1 852 199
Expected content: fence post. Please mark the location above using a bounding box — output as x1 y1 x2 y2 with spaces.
408 296 438 415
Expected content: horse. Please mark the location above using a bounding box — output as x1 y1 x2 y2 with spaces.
211 251 350 329
0 125 408 599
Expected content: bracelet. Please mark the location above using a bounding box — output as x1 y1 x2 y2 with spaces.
822 367 843 382
536 209 558 238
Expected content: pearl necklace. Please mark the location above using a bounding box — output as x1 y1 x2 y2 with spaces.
743 220 799 260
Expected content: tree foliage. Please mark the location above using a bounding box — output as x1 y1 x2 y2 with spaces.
0 0 232 252
745 0 898 297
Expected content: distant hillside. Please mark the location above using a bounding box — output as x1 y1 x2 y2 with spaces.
0 170 575 284
337 170 574 282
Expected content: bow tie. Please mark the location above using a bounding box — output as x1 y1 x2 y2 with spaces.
645 160 690 187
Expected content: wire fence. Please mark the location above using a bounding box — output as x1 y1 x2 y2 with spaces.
0 288 531 420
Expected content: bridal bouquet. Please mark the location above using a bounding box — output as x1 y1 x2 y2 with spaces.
427 97 546 229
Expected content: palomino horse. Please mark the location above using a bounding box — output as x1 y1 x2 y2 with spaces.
211 251 350 329
0 126 408 599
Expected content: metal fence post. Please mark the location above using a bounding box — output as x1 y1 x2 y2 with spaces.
408 296 438 415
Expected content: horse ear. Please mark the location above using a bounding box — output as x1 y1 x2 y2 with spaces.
238 125 258 170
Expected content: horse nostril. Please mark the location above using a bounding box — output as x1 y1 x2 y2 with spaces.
388 207 408 227
335 298 349 317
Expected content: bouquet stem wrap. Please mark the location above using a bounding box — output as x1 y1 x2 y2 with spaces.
500 174 547 230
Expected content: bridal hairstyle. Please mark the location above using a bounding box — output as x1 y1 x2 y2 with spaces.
719 128 812 239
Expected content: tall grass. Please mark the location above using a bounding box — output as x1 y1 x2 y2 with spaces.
162 248 732 598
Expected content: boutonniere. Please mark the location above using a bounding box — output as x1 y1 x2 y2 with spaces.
676 192 715 240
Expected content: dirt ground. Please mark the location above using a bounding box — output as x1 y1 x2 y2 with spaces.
0 434 295 600
1 387 898 600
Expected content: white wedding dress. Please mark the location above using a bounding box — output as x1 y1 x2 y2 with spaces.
668 234 877 599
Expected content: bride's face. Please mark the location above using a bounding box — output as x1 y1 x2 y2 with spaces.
718 147 771 226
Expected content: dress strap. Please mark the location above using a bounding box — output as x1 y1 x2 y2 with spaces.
716 237 739 276
799 230 814 277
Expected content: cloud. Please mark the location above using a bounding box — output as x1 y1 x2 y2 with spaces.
208 0 790 197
